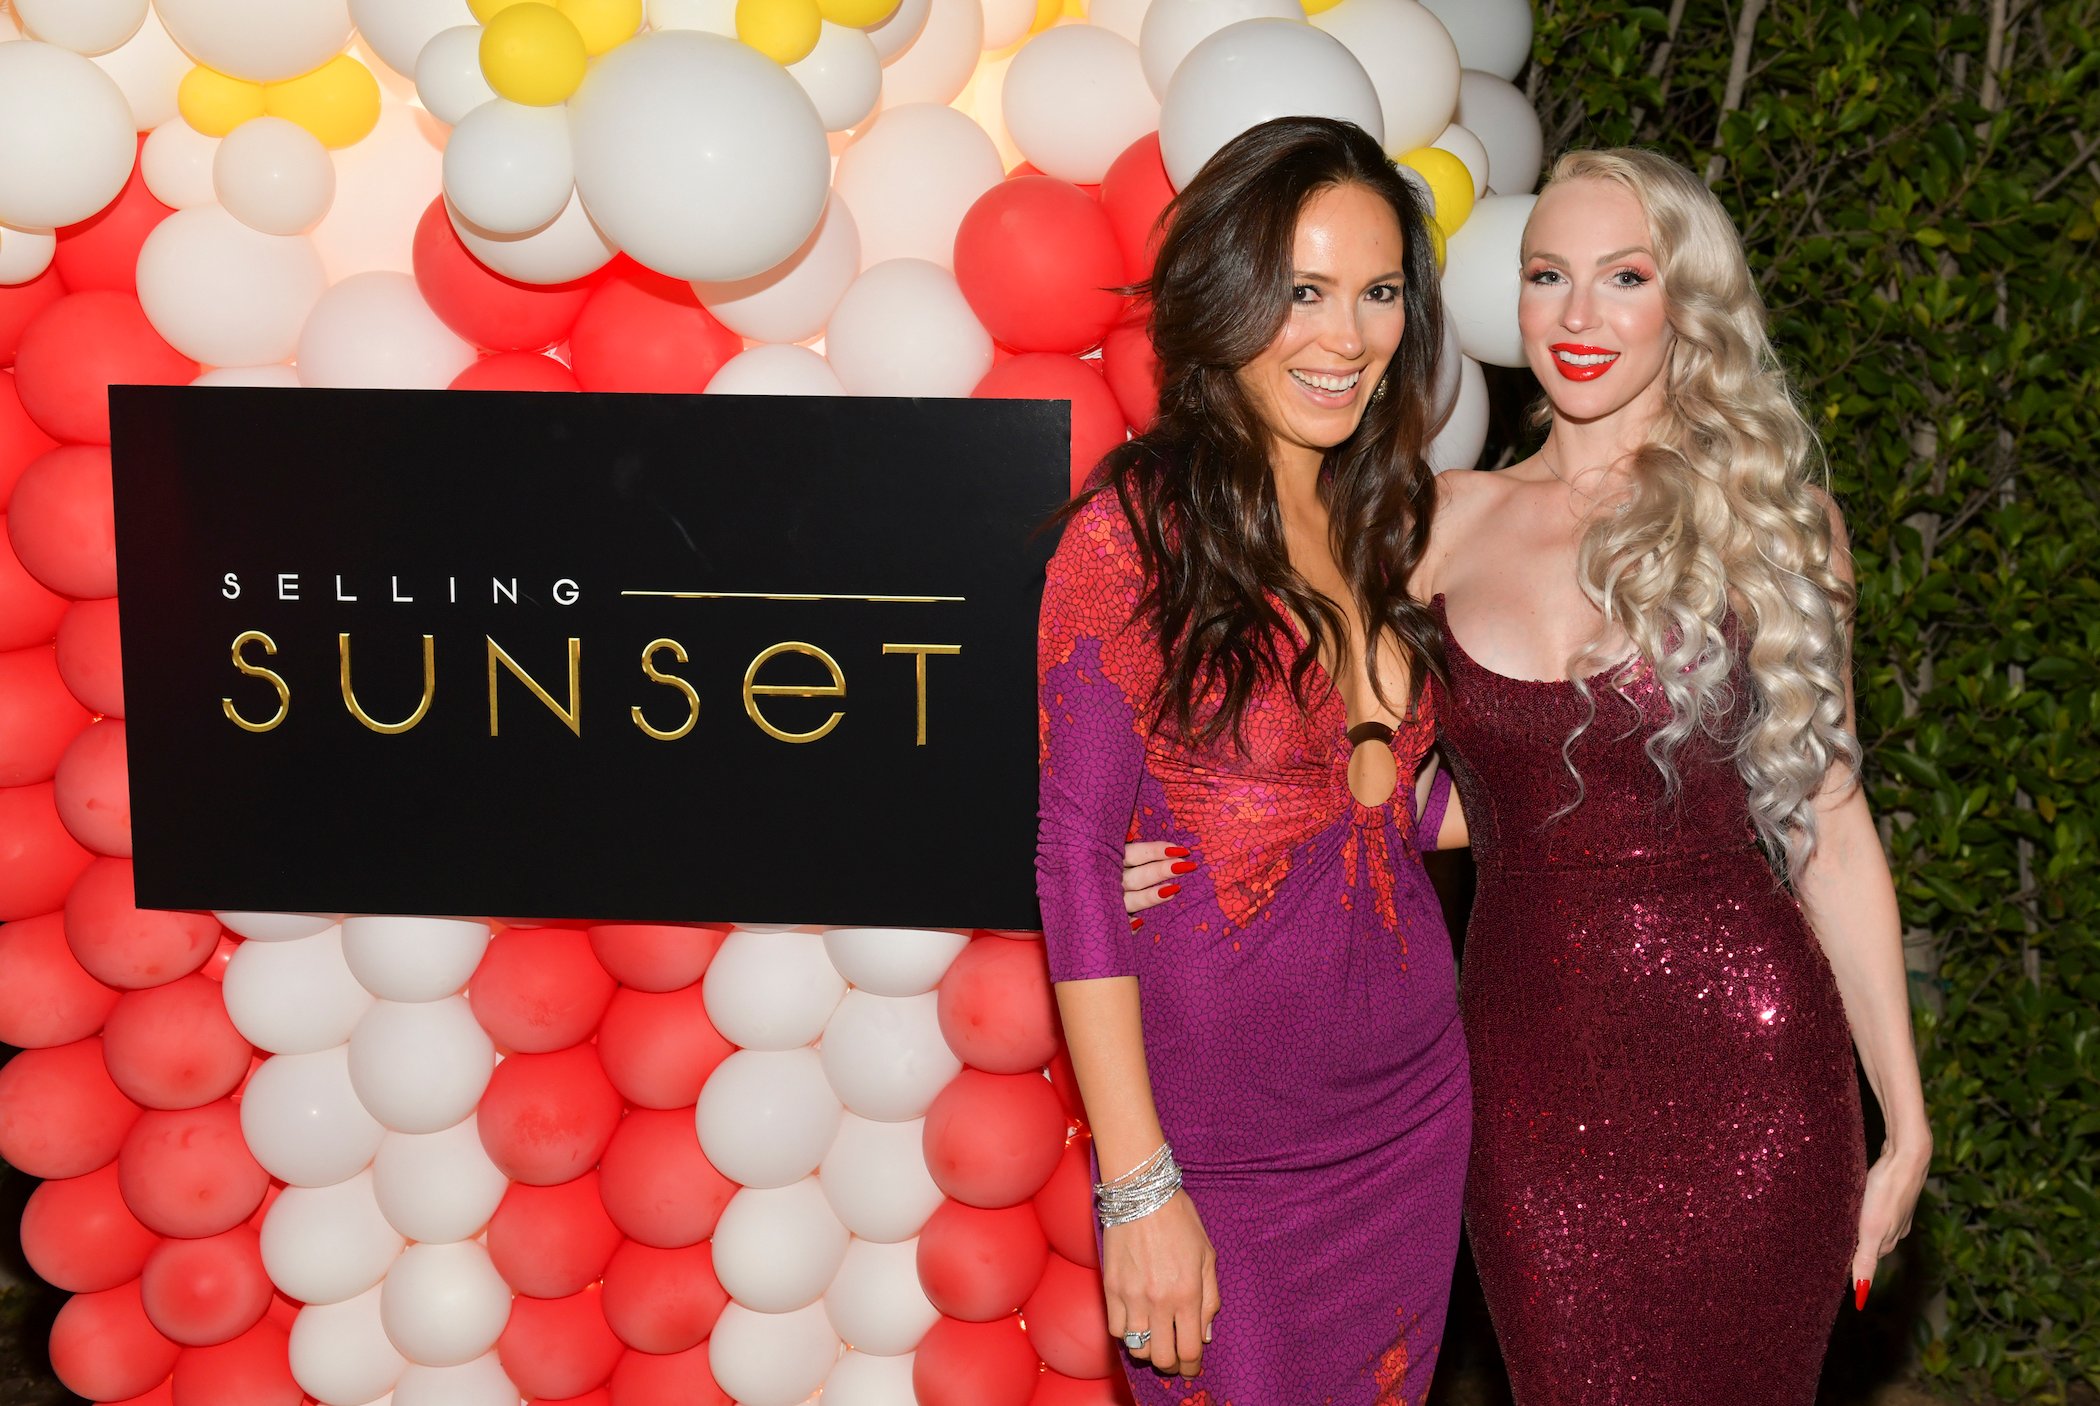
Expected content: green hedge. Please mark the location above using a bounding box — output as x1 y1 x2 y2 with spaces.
1520 2 2100 1399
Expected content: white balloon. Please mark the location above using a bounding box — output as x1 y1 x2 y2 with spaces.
823 1237 936 1355
94 10 192 133
142 119 221 209
372 1113 510 1243
17 0 146 56
695 197 859 345
0 226 56 287
261 1169 406 1306
789 21 882 131
241 1045 389 1187
1157 18 1383 190
706 1301 840 1406
647 0 736 32
448 189 615 285
817 990 960 1122
414 25 496 126
819 1113 942 1242
1003 25 1159 185
1309 0 1460 155
312 100 444 279
339 915 491 1001
390 1352 520 1406
1137 0 1302 100
981 0 1035 50
348 998 496 1134
865 0 930 58
822 1349 918 1405
1456 68 1543 195
217 910 339 941
820 927 969 996
1428 353 1488 472
1088 0 1151 43
834 103 1000 270
155 0 354 83
825 257 992 397
379 1241 513 1368
876 0 979 107
1432 121 1490 198
290 1284 407 1406
0 42 139 231
713 1177 851 1312
441 100 572 236
351 0 476 78
192 364 304 386
136 207 326 367
704 345 846 396
215 116 336 234
702 929 847 1050
223 923 374 1054
1439 191 1534 366
697 1048 843 1189
570 31 830 282
1421 0 1529 82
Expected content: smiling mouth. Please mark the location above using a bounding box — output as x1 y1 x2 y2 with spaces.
1288 368 1363 398
1549 343 1619 381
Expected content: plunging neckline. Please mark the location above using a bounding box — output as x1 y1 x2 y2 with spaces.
1268 591 1416 746
1430 593 1639 689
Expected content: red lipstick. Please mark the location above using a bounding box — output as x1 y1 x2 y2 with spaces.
1549 342 1620 382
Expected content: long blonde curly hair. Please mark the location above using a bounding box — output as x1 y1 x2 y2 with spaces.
1540 148 1858 876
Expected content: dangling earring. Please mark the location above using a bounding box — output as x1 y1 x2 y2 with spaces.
1370 377 1388 404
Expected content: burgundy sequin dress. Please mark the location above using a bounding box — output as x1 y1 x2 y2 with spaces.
1431 595 1865 1405
1036 495 1470 1405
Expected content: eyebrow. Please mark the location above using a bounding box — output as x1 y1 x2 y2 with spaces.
1524 247 1655 266
1292 270 1408 285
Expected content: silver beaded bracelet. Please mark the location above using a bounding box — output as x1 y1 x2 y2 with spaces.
1093 1142 1183 1227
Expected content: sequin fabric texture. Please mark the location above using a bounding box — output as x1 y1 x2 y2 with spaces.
1431 595 1865 1406
1037 495 1471 1405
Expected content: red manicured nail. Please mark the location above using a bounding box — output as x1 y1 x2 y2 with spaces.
1170 860 1197 874
1165 846 1190 858
1130 917 1143 931
1159 884 1181 898
1855 1278 1870 1311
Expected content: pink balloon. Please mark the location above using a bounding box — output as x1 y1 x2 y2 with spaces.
1023 1253 1116 1380
141 1223 273 1346
912 1315 1040 1406
0 643 89 785
0 908 121 1048
594 984 733 1110
20 1161 161 1293
938 934 1060 1074
595 1106 735 1249
1033 1133 1099 1268
499 1285 625 1401
49 1279 183 1403
918 1198 1051 1322
170 1316 301 1406
600 1239 727 1355
470 925 618 1053
924 1069 1070 1209
607 1342 731 1406
478 1044 625 1185
8 444 116 597
0 780 95 919
489 1170 625 1299
117 1098 270 1238
102 972 253 1109
55 596 124 716
586 923 727 992
55 715 130 855
66 857 221 989
0 1035 140 1177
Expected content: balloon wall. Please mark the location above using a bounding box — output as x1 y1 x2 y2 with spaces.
0 0 1544 1402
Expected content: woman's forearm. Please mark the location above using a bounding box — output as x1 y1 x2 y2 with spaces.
1054 975 1169 1179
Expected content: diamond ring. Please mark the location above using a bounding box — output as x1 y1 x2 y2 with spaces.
1122 1330 1152 1352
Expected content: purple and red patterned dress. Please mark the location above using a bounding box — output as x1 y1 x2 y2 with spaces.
1036 493 1470 1405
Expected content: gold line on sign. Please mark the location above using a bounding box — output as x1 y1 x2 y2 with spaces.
620 590 966 603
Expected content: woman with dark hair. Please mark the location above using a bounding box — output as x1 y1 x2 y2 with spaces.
1036 115 1467 1403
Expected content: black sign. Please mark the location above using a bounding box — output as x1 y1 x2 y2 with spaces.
110 387 1068 927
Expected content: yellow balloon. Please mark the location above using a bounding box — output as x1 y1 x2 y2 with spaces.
1031 0 1060 33
1301 0 1345 12
262 56 382 149
177 65 266 138
468 0 536 19
1398 146 1476 236
479 3 589 106
815 0 898 26
555 0 643 55
735 0 822 65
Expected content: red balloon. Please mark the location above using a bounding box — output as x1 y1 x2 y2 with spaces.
107 1379 176 1406
594 984 733 1110
917 1198 1050 1322
1023 1253 1116 1380
1031 1369 1133 1405
1100 133 1174 283
55 595 123 715
478 1044 625 1185
1033 1133 1098 1268
599 1239 726 1355
912 1315 1040 1406
55 715 131 855
118 1099 270 1238
937 933 1061 1074
567 263 743 394
48 1278 183 1402
54 142 174 295
0 513 69 651
0 644 91 784
0 264 66 368
102 973 253 1109
66 857 222 989
170 1317 301 1406
0 369 61 509
499 1285 625 1401
451 351 582 392
955 177 1126 355
0 780 95 919
9 444 116 598
141 1223 273 1346
532 1393 612 1406
595 1106 735 1248
1099 310 1159 435
587 924 726 992
1046 1046 1085 1125
412 198 596 352
20 1161 160 1292
0 908 119 1047
469 926 618 1054
489 1170 625 1298
14 291 197 444
973 354 1129 496
923 1069 1069 1208
1008 163 1101 200
607 1342 731 1406
0 1035 139 1176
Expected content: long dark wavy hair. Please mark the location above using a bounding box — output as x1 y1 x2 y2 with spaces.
1086 115 1448 748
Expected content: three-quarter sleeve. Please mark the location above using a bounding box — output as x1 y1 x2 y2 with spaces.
1036 493 1156 983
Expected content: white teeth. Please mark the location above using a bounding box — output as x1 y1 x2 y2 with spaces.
1555 350 1618 366
1289 369 1362 392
